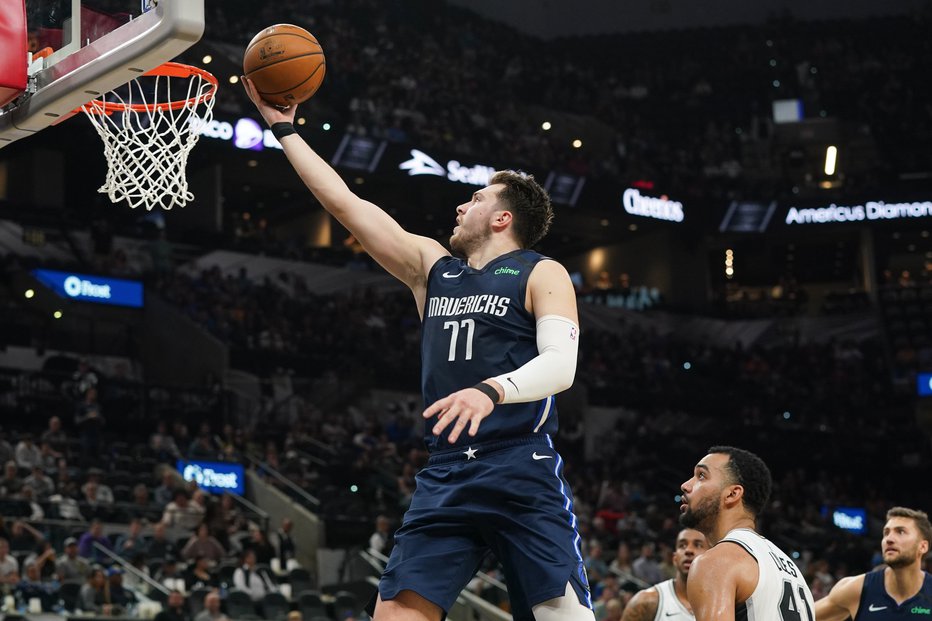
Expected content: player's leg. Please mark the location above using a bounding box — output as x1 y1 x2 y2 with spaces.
484 442 594 621
373 591 443 621
531 583 596 621
369 461 489 620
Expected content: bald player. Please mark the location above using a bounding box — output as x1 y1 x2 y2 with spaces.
815 506 932 621
621 529 709 621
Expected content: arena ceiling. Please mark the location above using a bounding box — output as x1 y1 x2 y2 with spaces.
447 0 924 38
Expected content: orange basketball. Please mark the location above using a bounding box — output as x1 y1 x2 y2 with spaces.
243 24 326 107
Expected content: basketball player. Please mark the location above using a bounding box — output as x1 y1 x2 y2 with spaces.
814 507 932 621
244 80 592 621
679 446 815 621
620 529 708 621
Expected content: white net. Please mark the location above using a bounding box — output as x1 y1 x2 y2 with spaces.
81 64 217 211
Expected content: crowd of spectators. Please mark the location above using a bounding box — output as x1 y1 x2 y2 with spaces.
191 0 932 200
0 387 314 619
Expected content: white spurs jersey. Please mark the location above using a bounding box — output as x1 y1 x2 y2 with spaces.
720 529 815 621
653 579 694 621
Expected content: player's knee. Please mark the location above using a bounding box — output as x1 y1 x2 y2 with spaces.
373 591 443 621
531 583 595 621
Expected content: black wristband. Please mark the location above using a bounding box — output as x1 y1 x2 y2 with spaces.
472 382 500 405
270 122 296 140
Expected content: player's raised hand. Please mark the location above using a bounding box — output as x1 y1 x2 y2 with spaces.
242 77 297 126
423 387 496 444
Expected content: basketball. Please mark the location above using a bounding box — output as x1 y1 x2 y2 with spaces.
243 24 326 107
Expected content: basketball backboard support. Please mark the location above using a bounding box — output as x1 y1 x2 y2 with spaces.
0 0 204 147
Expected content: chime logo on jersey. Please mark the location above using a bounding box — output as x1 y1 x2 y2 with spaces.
426 294 511 318
494 266 520 276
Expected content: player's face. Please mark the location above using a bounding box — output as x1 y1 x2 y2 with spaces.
450 184 504 256
679 453 730 533
673 528 708 579
882 517 929 569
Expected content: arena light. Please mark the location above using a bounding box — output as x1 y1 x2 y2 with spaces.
542 121 552 131
228 75 239 84
53 310 62 319
824 145 838 175
297 117 306 126
202 55 212 64
572 139 582 148
24 289 34 299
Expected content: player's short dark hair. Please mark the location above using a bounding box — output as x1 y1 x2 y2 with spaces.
489 170 553 248
708 445 772 518
887 507 932 549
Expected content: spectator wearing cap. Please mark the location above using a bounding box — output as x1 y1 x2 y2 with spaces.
115 518 148 557
193 590 228 621
154 590 189 621
232 549 277 601
23 466 55 500
0 538 20 585
107 566 135 609
57 537 91 584
78 519 112 564
162 490 205 531
181 523 225 563
15 434 42 470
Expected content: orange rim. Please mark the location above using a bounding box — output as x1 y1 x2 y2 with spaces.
80 61 218 115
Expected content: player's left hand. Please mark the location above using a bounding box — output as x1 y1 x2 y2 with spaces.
423 387 496 444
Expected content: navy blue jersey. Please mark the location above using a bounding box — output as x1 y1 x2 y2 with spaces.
421 249 560 451
855 569 932 620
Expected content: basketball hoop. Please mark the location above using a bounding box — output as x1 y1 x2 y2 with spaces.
80 61 218 211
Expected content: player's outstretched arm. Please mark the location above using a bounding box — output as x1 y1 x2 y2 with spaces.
242 78 446 292
813 575 863 621
620 588 658 621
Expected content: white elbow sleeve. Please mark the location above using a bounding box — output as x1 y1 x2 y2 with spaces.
492 315 579 403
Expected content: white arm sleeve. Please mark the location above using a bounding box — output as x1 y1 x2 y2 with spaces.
491 314 579 404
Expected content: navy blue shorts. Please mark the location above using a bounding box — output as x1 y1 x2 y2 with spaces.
377 434 592 621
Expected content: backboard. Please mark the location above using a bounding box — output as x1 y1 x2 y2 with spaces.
0 0 204 147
